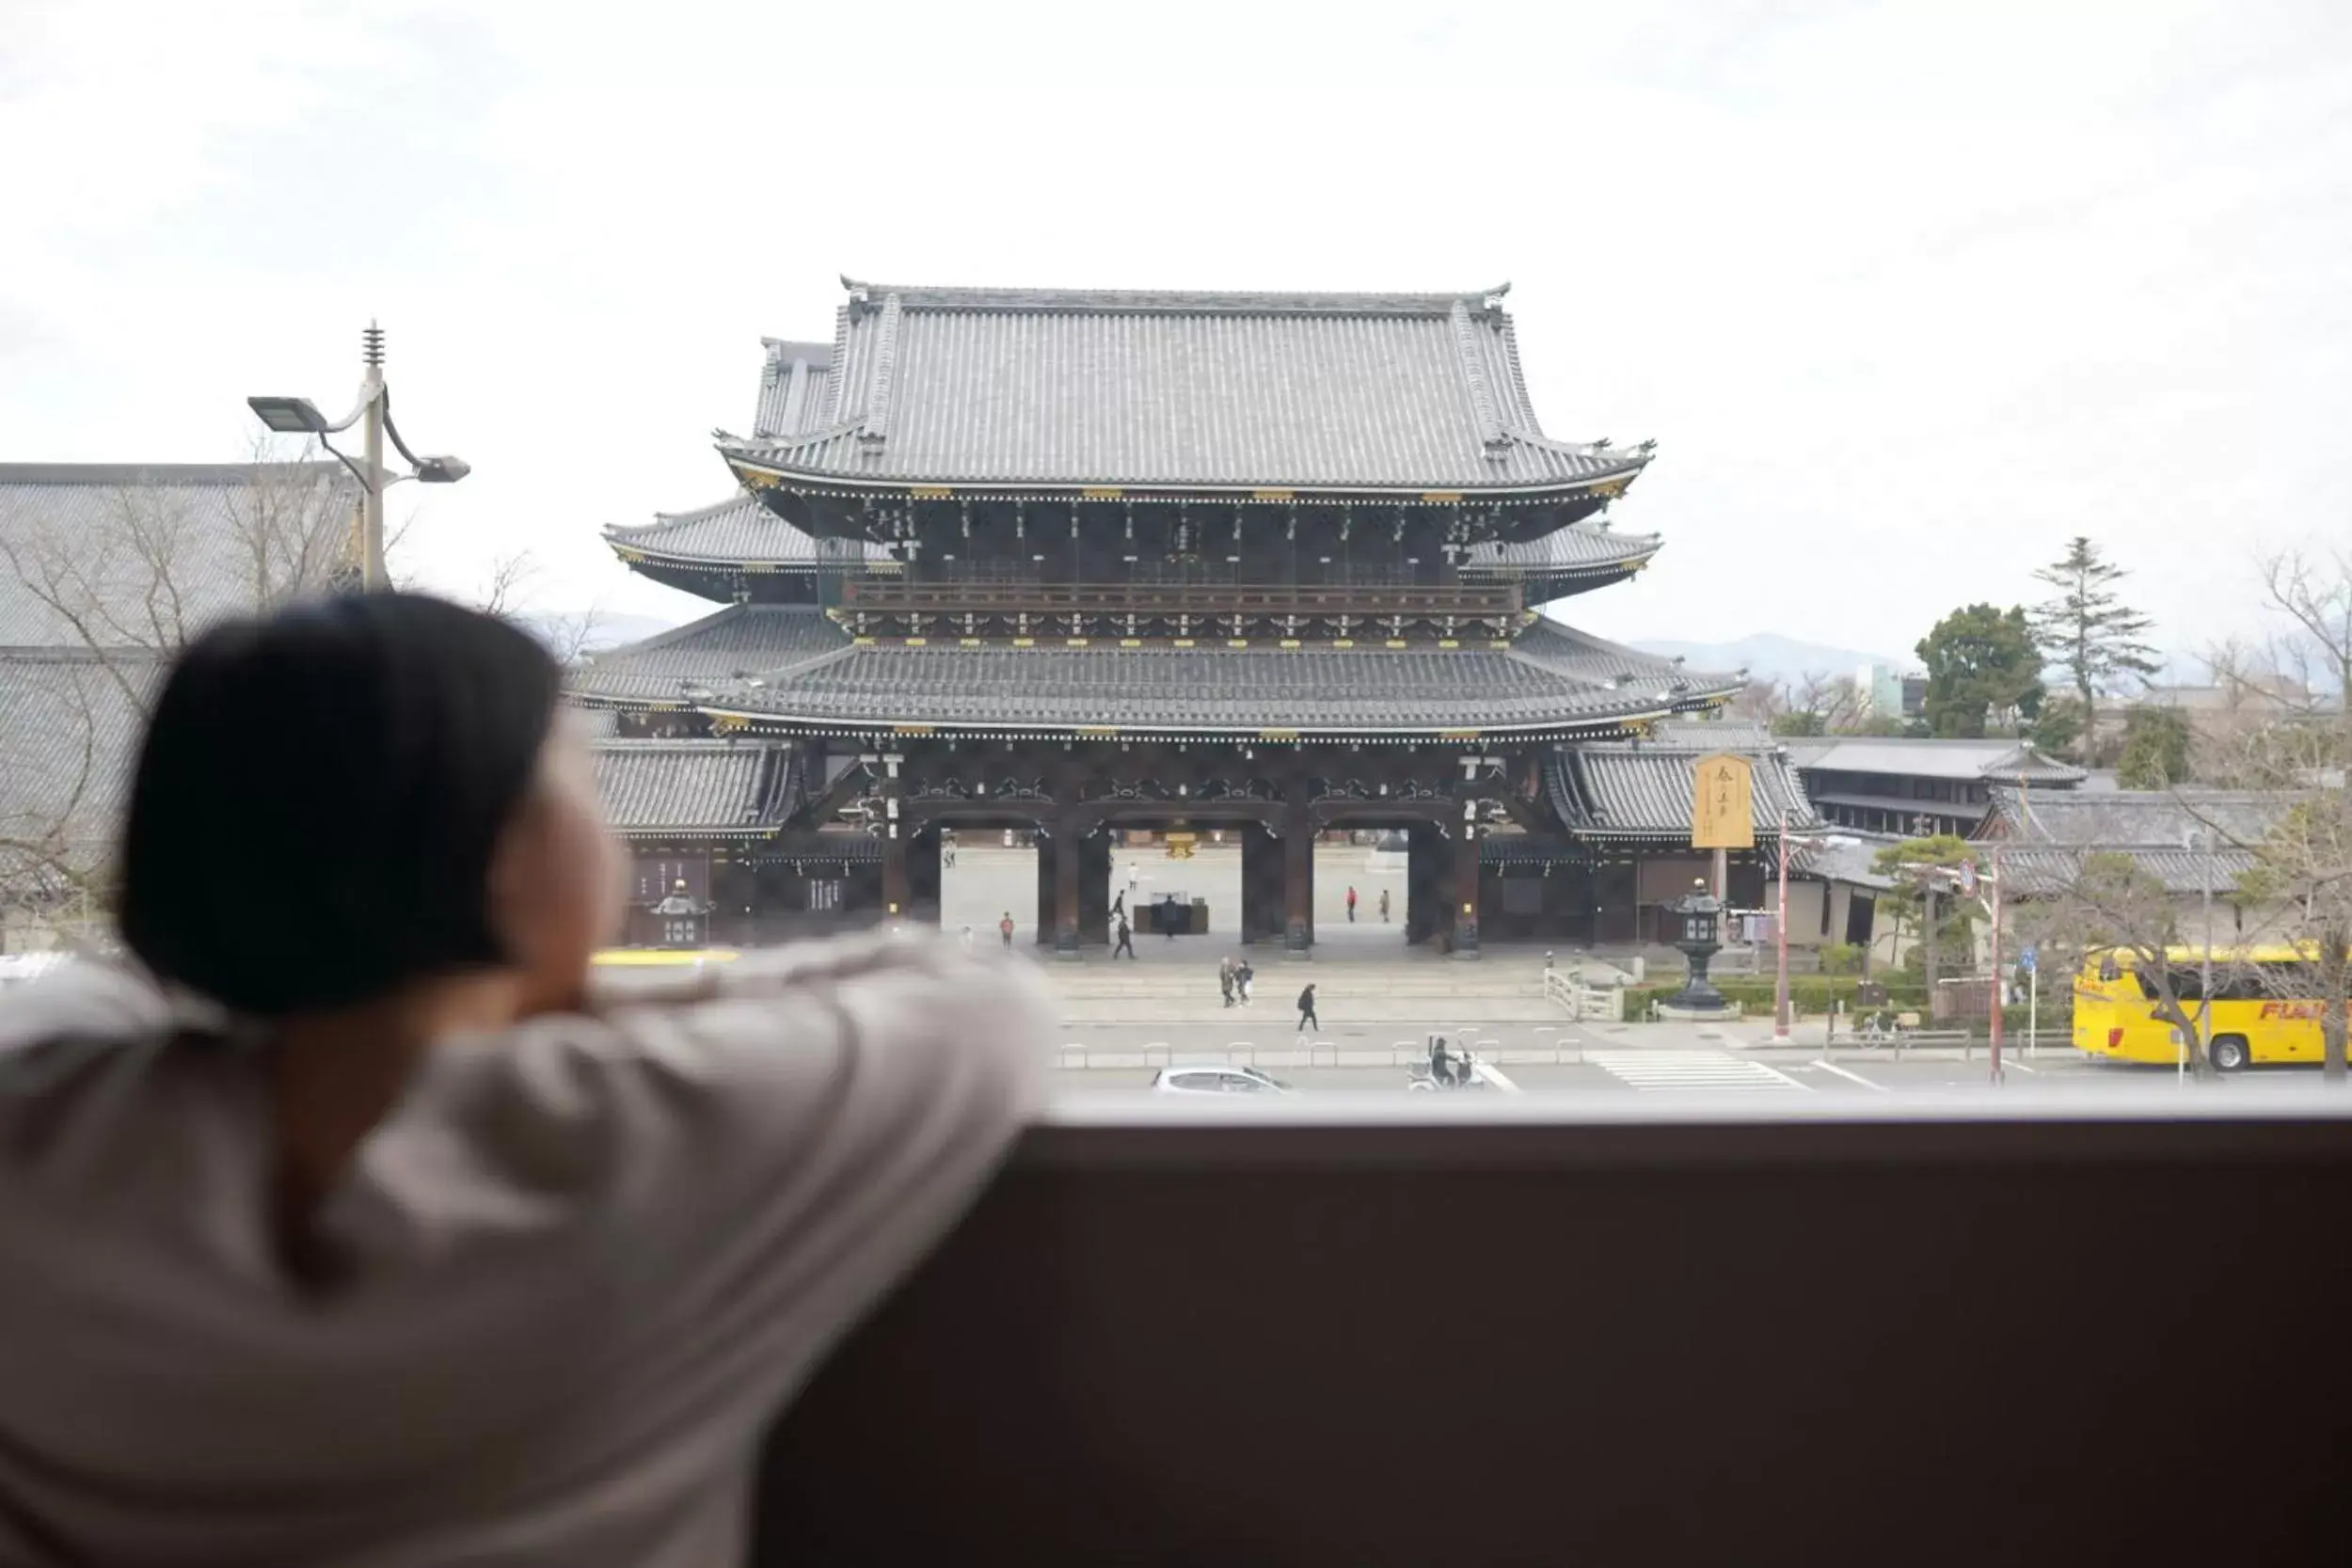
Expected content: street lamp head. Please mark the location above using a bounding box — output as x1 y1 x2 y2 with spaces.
412 454 470 483
246 395 332 435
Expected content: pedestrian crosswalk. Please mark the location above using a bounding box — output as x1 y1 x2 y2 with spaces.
1584 1050 1809 1093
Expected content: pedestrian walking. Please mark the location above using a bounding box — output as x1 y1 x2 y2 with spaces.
1345 885 1359 923
961 924 974 950
1126 861 1140 899
1112 914 1136 958
1161 895 1178 939
998 911 1015 949
1236 958 1255 1006
1219 957 1235 1008
1379 888 1391 923
1111 889 1125 921
1295 983 1320 1036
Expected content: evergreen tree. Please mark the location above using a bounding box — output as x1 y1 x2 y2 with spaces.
1915 605 2043 738
2114 705 2193 788
2030 537 2163 733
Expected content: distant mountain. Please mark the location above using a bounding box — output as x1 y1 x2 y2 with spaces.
575 612 682 652
1630 633 1910 685
516 610 684 657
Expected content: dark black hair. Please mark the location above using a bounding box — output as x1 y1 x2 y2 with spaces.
119 593 564 1017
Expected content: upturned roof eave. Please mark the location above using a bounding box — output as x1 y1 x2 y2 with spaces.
718 444 1649 502
687 706 1684 741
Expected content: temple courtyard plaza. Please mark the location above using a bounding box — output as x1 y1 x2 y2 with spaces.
922 845 2332 1098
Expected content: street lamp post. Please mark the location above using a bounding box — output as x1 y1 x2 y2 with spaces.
247 323 469 590
1986 844 2005 1084
2189 829 2214 1070
1774 809 1792 1043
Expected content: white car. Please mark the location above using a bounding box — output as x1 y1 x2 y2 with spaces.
1150 1066 1295 1096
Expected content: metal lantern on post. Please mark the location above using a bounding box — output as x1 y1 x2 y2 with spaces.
1666 879 1730 1012
651 879 709 950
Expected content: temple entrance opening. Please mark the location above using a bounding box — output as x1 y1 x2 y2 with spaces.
1103 827 1239 956
933 822 1045 951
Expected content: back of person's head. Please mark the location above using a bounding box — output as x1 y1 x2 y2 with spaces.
119 593 576 1018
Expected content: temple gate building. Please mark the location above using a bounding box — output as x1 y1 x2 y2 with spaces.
574 279 1823 952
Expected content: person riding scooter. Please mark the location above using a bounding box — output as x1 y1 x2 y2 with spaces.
1428 1035 1455 1088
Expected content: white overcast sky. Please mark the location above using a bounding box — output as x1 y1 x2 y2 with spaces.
4 0 2346 665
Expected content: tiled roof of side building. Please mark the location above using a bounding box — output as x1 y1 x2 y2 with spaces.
0 463 358 647
1546 731 1820 839
592 739 795 835
721 279 1651 493
0 650 158 874
1979 786 2296 849
1781 736 2087 784
568 606 854 703
2000 846 2262 898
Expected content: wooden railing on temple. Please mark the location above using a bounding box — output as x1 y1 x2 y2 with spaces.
834 577 1523 619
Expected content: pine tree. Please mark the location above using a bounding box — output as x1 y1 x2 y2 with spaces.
1915 604 2043 738
2029 537 2163 731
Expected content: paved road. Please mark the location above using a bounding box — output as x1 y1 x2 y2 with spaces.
1046 1020 2331 1097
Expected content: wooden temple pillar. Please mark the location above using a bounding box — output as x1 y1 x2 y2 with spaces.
1239 821 1283 945
1052 812 1083 958
1033 831 1056 946
1281 798 1313 953
1405 824 1447 946
1452 821 1482 958
1076 831 1112 947
905 828 942 927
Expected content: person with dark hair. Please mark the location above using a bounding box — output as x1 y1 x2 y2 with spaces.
0 593 1048 1567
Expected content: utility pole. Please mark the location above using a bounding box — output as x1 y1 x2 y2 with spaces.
1772 808 1792 1043
1923 880 1940 997
247 322 468 592
1986 845 2004 1084
359 323 387 589
2198 830 2214 1068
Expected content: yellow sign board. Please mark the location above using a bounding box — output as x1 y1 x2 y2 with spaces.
1691 752 1756 849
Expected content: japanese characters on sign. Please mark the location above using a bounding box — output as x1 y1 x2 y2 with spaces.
1690 752 1756 849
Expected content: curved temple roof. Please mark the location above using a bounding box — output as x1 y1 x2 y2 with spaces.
719 278 1652 496
604 493 888 570
574 606 1738 739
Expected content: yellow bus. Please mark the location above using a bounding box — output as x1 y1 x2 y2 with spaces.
592 948 741 970
2073 944 2339 1071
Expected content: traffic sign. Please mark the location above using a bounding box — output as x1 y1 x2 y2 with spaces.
2018 944 2037 974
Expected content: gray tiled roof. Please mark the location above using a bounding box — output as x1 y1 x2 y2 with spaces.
1980 787 2295 850
709 617 1724 735
1546 734 1821 838
1461 525 1661 574
571 608 1735 734
592 739 794 835
1781 736 2086 784
0 651 156 887
755 340 834 439
0 463 357 647
1787 833 1899 891
720 279 1650 493
2000 846 2261 898
568 606 853 702
603 492 889 567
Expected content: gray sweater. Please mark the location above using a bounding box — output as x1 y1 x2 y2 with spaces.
0 934 1050 1566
